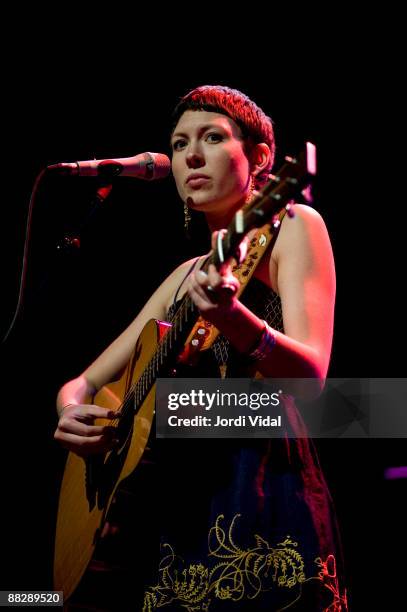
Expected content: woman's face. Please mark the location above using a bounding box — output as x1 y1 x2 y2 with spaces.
171 110 251 216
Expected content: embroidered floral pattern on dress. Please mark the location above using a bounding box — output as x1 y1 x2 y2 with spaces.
143 514 347 611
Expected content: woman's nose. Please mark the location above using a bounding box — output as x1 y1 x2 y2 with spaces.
186 144 205 169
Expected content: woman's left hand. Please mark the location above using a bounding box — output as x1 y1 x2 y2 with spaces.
187 263 240 325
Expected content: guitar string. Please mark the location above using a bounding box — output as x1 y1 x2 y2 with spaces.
107 290 198 429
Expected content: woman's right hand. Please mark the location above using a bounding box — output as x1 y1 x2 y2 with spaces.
54 404 119 456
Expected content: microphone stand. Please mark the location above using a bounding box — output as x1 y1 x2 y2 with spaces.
2 172 113 344
55 183 113 255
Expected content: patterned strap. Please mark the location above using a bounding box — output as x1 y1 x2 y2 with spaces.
178 210 286 366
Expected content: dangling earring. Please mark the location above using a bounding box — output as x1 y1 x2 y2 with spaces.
184 201 192 235
245 175 256 204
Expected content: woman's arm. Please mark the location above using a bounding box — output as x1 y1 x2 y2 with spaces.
187 205 336 393
54 257 200 454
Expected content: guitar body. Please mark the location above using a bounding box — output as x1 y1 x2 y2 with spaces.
54 318 169 600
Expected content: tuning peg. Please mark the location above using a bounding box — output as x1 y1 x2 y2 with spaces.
253 209 265 219
272 215 281 229
286 177 299 186
301 184 313 204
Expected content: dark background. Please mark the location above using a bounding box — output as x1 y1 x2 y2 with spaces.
1 22 404 611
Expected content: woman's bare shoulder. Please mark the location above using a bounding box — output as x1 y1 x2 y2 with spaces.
272 204 331 260
283 203 327 231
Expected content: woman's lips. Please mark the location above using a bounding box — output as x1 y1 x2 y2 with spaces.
187 177 210 188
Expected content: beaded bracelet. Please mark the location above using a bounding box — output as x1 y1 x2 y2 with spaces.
249 320 277 361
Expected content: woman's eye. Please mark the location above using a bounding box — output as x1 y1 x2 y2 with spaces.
206 132 223 143
172 139 187 151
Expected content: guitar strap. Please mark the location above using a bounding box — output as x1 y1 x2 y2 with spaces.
178 208 287 369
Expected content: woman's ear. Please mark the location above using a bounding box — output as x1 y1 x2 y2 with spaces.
249 143 271 177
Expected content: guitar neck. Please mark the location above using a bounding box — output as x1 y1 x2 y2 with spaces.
127 294 200 414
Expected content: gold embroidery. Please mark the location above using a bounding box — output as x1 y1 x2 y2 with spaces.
207 514 305 600
143 514 347 611
143 543 210 611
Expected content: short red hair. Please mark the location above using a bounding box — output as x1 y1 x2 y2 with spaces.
172 85 275 186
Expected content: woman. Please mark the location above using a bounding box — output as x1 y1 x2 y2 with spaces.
55 86 348 610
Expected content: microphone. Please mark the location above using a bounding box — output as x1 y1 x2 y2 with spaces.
47 151 171 180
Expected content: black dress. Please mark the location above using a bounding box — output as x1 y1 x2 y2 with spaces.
141 277 349 611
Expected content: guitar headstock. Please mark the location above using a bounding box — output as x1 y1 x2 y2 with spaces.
213 142 317 267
